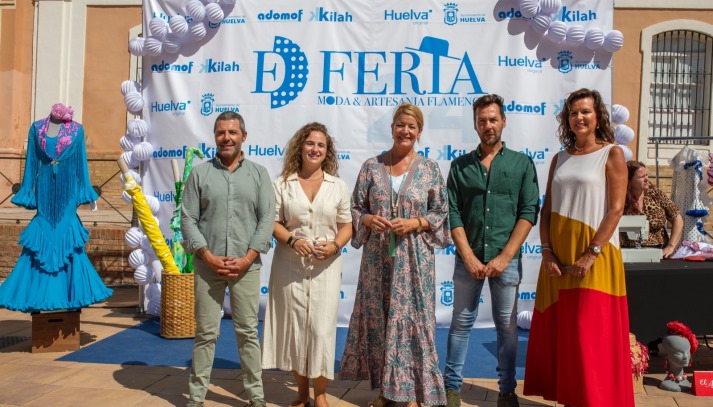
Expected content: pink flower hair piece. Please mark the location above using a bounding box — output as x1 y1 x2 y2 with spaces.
51 103 74 122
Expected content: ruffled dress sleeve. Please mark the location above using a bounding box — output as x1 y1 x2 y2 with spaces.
420 159 452 249
350 160 375 249
74 127 99 205
11 125 40 209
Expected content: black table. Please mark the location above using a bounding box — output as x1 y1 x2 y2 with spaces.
625 260 713 344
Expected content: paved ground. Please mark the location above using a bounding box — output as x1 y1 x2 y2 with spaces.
1 287 712 407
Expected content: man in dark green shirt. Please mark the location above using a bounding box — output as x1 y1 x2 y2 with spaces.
444 95 539 407
182 111 275 407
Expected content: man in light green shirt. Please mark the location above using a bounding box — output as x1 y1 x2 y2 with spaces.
182 111 275 407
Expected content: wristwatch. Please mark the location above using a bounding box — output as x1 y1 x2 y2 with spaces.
416 218 423 233
588 243 602 256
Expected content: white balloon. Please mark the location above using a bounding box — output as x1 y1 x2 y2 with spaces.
539 0 562 15
120 169 141 185
128 37 145 57
614 125 635 145
150 258 164 276
146 282 162 316
124 91 144 115
146 195 161 215
120 151 136 169
611 104 630 124
133 141 154 162
603 30 624 53
120 80 141 96
125 226 144 248
519 0 539 18
169 15 189 37
566 25 586 47
120 135 138 152
517 310 533 330
163 34 182 54
134 264 149 284
140 234 153 252
149 17 168 41
144 36 164 56
122 190 133 204
187 0 206 22
146 296 161 316
546 21 567 43
530 14 551 34
128 249 148 269
127 119 148 138
205 3 224 24
189 22 207 41
585 28 605 50
617 144 633 161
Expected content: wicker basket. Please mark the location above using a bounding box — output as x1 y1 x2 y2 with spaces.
160 272 196 339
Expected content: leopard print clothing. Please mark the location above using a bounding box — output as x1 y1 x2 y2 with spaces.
621 186 680 248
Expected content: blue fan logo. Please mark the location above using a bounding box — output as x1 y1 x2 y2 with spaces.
253 36 309 109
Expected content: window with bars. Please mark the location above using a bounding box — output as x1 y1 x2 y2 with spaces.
649 30 712 145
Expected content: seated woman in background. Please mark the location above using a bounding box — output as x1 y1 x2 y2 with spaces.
621 160 683 258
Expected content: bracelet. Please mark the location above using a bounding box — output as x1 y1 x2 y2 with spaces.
542 247 553 252
330 241 340 254
286 235 296 247
541 243 551 249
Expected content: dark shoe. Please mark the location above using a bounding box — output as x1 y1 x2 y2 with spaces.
445 389 461 407
497 392 520 407
248 399 267 407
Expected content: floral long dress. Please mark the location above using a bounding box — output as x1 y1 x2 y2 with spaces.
339 154 451 405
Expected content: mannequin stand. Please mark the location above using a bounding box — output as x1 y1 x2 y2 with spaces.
31 310 80 353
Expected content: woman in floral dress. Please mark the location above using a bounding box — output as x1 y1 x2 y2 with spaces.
339 103 451 407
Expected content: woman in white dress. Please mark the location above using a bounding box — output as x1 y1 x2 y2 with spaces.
262 122 352 407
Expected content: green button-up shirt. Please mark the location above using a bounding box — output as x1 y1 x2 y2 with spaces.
447 143 539 262
181 155 276 271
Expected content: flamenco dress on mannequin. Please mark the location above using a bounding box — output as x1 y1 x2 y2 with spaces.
0 116 112 312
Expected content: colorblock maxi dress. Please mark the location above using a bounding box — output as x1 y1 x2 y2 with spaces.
523 145 634 407
0 118 112 312
262 173 352 379
339 155 451 405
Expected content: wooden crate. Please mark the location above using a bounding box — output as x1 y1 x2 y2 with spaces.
31 310 80 353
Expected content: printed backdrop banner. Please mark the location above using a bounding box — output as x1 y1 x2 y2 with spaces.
141 0 613 327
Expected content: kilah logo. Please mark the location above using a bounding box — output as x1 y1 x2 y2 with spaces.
440 281 455 306
200 93 215 116
443 3 458 25
557 51 573 74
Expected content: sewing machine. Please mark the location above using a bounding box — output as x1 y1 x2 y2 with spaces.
618 215 662 263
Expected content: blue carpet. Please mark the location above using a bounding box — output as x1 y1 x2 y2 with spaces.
58 318 529 379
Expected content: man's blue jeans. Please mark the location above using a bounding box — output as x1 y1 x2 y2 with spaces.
444 256 522 394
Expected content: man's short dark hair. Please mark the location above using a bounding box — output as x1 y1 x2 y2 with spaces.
213 111 246 134
472 94 506 120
